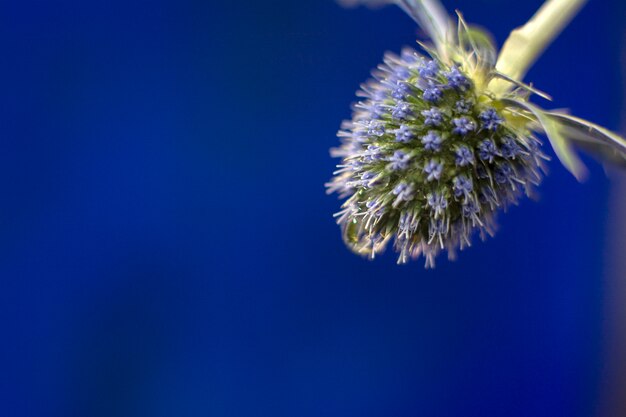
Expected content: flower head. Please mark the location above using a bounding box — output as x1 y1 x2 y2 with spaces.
327 47 547 267
329 0 626 267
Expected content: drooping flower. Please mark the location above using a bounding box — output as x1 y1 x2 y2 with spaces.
329 0 626 267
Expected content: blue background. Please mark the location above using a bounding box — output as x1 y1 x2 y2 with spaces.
1 1 625 416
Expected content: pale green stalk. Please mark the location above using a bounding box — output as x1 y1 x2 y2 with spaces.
490 0 588 94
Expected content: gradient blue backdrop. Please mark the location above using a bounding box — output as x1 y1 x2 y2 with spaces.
1 1 625 416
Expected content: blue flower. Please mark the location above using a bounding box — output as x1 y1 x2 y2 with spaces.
479 108 503 131
367 120 385 136
421 131 443 152
495 163 514 184
418 59 439 78
453 175 473 197
328 0 626 268
452 117 476 135
395 124 414 143
427 192 448 214
389 150 412 171
392 101 412 120
455 146 475 166
393 182 415 202
455 99 472 114
423 84 443 103
327 47 548 266
424 160 443 181
501 136 522 159
478 140 498 162
391 82 411 100
443 66 470 90
421 107 443 126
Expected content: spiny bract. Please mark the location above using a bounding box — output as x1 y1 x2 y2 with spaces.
326 48 547 268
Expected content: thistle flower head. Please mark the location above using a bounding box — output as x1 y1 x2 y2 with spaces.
327 46 547 267
329 0 626 267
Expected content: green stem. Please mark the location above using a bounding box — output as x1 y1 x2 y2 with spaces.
490 0 588 94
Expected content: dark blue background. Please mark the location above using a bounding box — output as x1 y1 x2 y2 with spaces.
1 1 624 416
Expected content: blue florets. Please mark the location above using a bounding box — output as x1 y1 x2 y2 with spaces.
424 159 443 181
392 82 411 100
392 101 412 120
501 136 522 159
495 163 514 184
418 59 439 78
421 131 443 152
423 84 443 102
455 146 475 167
393 182 415 203
427 192 448 215
443 66 470 90
389 150 411 171
452 117 476 136
478 140 498 162
368 120 385 137
395 124 414 143
455 99 473 114
421 108 443 126
453 175 473 198
327 47 548 267
479 108 503 131
364 145 383 162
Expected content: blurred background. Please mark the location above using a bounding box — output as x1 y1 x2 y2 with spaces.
0 0 625 416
